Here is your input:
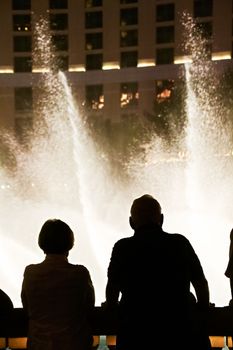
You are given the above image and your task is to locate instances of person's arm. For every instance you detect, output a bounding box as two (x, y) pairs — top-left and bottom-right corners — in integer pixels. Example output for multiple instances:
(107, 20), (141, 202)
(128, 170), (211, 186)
(192, 277), (210, 310)
(229, 278), (233, 304)
(80, 266), (95, 309)
(183, 237), (210, 309)
(104, 242), (122, 308)
(86, 273), (95, 308)
(105, 279), (120, 306)
(21, 270), (29, 315)
(224, 230), (233, 304)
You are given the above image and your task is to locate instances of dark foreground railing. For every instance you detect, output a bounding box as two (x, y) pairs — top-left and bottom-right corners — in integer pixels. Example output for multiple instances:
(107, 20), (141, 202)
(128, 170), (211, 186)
(0, 306), (233, 349)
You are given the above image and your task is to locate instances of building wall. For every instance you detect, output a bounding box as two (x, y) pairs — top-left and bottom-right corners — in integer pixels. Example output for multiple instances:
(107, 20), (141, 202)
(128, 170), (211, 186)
(0, 0), (232, 138)
(213, 0), (232, 54)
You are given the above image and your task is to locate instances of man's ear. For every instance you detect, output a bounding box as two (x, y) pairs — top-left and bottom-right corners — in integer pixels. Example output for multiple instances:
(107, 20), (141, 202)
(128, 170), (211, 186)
(129, 216), (135, 229)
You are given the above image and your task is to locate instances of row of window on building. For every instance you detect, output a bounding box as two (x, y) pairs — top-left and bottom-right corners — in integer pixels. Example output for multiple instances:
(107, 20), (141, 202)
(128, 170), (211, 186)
(15, 80), (174, 115)
(14, 79), (174, 140)
(12, 0), (138, 10)
(11, 0), (221, 72)
(12, 0), (214, 16)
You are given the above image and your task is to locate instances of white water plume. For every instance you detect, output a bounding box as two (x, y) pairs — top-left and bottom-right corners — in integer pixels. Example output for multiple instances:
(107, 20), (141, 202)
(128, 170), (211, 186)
(0, 18), (131, 307)
(128, 13), (233, 306)
(0, 15), (233, 308)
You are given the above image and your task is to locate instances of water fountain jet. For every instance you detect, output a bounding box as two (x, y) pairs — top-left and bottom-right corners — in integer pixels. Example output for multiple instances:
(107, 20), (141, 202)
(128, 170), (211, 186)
(0, 15), (233, 307)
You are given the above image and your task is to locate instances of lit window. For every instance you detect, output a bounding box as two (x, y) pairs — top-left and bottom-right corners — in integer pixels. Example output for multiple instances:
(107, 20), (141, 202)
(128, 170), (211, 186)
(85, 32), (102, 50)
(12, 0), (31, 10)
(50, 14), (68, 30)
(86, 85), (104, 110)
(120, 8), (138, 26)
(156, 4), (174, 22)
(13, 15), (31, 32)
(120, 51), (137, 67)
(15, 87), (33, 111)
(120, 82), (138, 108)
(120, 30), (138, 47)
(85, 11), (102, 29)
(156, 48), (174, 65)
(86, 54), (102, 70)
(14, 36), (32, 52)
(85, 0), (102, 8)
(156, 26), (174, 44)
(14, 57), (32, 72)
(156, 80), (174, 103)
(194, 0), (213, 18)
(49, 0), (68, 9)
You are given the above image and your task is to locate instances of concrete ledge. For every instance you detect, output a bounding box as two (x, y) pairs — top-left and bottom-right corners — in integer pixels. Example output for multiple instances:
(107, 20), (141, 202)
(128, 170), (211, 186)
(0, 306), (232, 349)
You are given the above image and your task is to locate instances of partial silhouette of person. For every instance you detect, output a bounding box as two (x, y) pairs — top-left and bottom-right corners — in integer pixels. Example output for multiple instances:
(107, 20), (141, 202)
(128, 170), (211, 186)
(0, 288), (13, 314)
(225, 228), (233, 305)
(224, 229), (233, 348)
(103, 194), (211, 350)
(21, 218), (95, 350)
(0, 288), (14, 335)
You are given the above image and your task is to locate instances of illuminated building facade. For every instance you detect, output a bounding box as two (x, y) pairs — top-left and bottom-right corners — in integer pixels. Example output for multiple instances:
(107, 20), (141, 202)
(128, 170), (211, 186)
(0, 0), (232, 139)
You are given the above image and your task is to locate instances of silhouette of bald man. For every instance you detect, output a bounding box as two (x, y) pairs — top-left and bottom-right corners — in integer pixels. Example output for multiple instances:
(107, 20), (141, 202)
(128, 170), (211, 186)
(104, 194), (211, 350)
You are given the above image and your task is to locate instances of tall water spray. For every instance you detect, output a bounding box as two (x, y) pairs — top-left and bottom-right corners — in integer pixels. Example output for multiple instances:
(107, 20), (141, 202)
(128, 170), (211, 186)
(0, 18), (132, 307)
(0, 15), (233, 307)
(128, 13), (233, 306)
(182, 13), (233, 305)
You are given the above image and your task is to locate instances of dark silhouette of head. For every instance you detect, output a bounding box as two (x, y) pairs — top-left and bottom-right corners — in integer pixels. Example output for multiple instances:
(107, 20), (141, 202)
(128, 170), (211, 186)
(129, 194), (163, 230)
(38, 219), (74, 255)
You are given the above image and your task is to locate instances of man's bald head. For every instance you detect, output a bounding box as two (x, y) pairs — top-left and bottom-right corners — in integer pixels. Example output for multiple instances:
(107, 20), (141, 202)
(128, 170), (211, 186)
(130, 194), (163, 229)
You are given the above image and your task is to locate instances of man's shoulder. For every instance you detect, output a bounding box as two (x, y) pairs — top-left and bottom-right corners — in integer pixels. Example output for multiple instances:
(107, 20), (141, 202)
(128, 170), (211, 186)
(115, 235), (134, 244)
(112, 236), (134, 250)
(71, 264), (91, 275)
(23, 263), (42, 277)
(24, 262), (41, 270)
(163, 231), (192, 248)
(164, 230), (189, 241)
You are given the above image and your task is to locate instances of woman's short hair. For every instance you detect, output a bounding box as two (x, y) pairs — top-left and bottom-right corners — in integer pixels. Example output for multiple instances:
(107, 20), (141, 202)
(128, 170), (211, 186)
(38, 219), (74, 254)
